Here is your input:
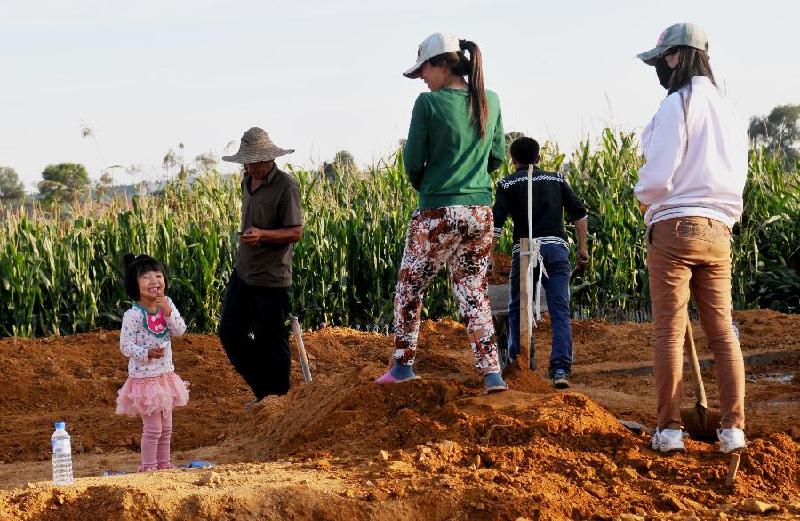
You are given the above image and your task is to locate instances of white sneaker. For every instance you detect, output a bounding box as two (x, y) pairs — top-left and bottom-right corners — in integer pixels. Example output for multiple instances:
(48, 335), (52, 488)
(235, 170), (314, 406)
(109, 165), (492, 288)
(651, 428), (686, 453)
(717, 428), (746, 453)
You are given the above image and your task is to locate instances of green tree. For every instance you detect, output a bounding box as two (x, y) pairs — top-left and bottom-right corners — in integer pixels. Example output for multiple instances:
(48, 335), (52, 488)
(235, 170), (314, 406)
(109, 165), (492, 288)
(322, 150), (357, 180)
(333, 150), (356, 171)
(38, 163), (90, 204)
(749, 104), (800, 164)
(0, 166), (25, 202)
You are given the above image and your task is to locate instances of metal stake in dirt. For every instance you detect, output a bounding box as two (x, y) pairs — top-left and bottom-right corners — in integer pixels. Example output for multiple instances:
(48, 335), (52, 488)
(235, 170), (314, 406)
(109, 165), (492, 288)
(291, 316), (313, 383)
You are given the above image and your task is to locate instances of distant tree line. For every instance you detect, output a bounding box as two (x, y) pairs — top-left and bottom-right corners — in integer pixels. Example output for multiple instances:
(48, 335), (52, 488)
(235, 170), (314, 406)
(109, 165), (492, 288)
(2, 104), (796, 209)
(748, 104), (800, 166)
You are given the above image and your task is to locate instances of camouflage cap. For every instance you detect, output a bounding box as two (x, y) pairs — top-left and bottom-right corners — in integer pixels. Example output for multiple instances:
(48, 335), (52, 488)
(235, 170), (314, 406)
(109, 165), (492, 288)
(637, 23), (709, 65)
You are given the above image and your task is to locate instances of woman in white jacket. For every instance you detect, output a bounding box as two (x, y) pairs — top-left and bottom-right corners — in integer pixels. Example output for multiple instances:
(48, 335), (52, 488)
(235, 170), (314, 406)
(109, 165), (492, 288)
(635, 23), (749, 454)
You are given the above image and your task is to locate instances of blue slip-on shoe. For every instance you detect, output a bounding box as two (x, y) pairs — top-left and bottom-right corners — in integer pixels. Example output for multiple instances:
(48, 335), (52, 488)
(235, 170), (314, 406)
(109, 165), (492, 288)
(375, 363), (420, 384)
(484, 372), (508, 393)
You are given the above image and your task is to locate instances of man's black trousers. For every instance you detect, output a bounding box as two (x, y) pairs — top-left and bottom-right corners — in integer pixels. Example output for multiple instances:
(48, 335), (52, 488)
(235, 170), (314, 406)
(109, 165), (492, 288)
(218, 270), (291, 399)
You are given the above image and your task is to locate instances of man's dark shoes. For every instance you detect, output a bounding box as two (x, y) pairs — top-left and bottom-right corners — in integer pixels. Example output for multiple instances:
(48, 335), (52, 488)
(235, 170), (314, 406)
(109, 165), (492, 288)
(552, 369), (570, 389)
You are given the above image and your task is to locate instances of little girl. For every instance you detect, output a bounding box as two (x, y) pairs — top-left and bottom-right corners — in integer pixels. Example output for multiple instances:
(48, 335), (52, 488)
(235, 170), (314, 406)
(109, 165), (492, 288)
(116, 253), (189, 471)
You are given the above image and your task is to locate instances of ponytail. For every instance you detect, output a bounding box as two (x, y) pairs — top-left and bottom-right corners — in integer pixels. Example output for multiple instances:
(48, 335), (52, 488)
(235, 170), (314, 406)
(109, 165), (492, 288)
(428, 39), (489, 138)
(122, 252), (137, 271)
(459, 39), (488, 138)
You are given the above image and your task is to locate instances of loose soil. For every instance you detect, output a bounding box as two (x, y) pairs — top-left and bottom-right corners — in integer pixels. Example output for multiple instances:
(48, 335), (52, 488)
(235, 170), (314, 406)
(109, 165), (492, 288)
(0, 310), (798, 520)
(489, 252), (513, 285)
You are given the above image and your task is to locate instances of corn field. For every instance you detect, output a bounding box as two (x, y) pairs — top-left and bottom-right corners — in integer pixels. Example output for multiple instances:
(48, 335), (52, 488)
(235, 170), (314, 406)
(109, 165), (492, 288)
(1, 131), (798, 337)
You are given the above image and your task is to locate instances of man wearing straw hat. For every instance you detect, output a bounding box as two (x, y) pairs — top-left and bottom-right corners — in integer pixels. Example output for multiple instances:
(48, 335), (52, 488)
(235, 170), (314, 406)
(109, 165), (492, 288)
(219, 127), (303, 408)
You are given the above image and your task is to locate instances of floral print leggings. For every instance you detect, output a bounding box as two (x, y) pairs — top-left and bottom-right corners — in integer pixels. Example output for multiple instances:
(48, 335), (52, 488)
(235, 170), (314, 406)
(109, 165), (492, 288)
(393, 205), (500, 375)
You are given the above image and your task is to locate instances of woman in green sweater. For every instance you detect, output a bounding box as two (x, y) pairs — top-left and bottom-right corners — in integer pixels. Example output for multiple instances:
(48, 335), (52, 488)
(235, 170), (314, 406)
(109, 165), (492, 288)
(375, 32), (507, 392)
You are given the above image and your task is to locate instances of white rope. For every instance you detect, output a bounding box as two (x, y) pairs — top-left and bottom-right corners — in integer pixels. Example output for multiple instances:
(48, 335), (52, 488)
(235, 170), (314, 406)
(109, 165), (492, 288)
(520, 164), (547, 329)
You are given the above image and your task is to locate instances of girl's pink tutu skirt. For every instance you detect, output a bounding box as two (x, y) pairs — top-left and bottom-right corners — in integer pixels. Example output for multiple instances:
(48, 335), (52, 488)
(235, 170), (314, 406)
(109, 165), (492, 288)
(115, 372), (189, 417)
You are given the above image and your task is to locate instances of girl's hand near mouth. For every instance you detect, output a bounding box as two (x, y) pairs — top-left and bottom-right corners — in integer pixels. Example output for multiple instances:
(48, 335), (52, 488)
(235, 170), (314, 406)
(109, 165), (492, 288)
(154, 291), (172, 316)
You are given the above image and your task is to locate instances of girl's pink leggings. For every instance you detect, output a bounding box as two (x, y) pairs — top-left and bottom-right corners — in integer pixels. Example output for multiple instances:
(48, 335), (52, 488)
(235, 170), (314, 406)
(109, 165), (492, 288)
(139, 409), (173, 471)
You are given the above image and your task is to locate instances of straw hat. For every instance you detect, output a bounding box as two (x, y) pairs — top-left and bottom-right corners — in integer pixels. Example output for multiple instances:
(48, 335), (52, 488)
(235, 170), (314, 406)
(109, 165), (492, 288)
(222, 127), (294, 164)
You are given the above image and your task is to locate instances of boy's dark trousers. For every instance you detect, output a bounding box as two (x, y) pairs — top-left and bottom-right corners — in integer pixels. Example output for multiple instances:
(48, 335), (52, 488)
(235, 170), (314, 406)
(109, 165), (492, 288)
(218, 269), (291, 399)
(508, 243), (573, 377)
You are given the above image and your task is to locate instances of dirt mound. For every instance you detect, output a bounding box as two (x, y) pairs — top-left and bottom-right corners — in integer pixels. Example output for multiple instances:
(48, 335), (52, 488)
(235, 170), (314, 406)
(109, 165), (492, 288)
(0, 464), (373, 521)
(231, 375), (616, 462)
(220, 320), (800, 519)
(0, 333), (252, 463)
(1, 311), (799, 520)
(231, 320), (613, 462)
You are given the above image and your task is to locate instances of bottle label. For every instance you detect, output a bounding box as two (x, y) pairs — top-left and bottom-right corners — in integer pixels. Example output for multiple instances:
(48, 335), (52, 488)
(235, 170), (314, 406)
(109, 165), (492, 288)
(52, 438), (71, 455)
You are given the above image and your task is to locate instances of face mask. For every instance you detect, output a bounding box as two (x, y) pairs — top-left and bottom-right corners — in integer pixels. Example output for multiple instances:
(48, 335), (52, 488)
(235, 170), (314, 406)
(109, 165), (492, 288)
(655, 58), (673, 90)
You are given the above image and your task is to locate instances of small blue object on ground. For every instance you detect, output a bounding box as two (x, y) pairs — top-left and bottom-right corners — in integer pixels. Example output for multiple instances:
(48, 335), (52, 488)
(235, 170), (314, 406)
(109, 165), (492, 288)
(186, 460), (214, 469)
(102, 470), (128, 477)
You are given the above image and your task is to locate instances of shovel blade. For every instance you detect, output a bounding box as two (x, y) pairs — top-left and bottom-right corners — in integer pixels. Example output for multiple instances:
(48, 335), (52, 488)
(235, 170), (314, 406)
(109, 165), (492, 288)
(695, 402), (708, 430)
(680, 404), (721, 442)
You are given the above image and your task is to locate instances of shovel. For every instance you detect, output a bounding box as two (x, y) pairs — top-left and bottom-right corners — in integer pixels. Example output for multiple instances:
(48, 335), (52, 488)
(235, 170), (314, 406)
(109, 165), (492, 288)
(680, 318), (721, 441)
(291, 316), (313, 383)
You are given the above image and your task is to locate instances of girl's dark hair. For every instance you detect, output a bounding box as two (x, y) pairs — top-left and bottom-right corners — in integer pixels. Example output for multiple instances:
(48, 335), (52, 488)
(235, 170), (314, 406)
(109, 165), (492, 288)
(427, 39), (489, 138)
(667, 46), (716, 95)
(509, 137), (540, 165)
(122, 253), (167, 300)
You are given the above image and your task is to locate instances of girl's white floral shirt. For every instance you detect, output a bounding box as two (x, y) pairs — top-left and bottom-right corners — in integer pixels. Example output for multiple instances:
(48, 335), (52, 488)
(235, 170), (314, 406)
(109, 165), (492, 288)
(119, 297), (186, 378)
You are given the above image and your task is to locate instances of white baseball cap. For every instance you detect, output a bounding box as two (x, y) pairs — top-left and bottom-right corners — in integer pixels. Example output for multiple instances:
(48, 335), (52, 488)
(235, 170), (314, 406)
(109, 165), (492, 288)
(403, 32), (461, 78)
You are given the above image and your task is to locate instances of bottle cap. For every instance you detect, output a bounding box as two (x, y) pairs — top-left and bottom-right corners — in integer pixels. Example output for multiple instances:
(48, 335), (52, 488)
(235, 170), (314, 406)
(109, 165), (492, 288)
(54, 421), (66, 430)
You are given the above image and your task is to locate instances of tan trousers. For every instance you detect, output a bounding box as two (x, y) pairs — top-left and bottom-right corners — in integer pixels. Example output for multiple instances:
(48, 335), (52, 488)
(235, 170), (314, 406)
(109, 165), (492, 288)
(647, 216), (745, 430)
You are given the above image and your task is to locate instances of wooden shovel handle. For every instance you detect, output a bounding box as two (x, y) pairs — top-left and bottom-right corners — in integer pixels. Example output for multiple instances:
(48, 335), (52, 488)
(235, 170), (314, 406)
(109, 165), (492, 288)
(685, 317), (708, 409)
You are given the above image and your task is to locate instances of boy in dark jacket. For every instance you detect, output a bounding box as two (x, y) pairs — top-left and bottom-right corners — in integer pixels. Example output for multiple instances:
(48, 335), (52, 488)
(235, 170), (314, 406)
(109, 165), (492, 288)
(492, 137), (589, 388)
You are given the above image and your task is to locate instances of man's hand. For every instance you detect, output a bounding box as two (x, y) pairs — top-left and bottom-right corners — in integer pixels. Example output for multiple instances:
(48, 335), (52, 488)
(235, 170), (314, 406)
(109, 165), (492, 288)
(148, 346), (165, 360)
(240, 227), (266, 245)
(154, 293), (172, 317)
(577, 249), (590, 268)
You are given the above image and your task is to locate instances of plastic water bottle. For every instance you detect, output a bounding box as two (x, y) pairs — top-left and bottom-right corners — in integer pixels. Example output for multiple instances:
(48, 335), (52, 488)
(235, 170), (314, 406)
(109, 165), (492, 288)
(51, 421), (74, 486)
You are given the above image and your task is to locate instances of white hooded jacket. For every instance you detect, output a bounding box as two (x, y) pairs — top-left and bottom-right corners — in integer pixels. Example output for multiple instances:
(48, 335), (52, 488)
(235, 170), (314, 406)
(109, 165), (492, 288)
(635, 76), (749, 228)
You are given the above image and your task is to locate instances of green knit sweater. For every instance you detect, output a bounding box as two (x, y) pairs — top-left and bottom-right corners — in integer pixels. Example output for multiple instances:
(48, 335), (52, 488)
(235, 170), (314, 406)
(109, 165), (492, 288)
(403, 88), (505, 209)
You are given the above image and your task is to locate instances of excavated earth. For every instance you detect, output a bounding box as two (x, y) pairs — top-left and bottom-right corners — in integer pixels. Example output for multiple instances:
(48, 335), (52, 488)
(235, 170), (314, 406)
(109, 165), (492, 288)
(0, 309), (798, 520)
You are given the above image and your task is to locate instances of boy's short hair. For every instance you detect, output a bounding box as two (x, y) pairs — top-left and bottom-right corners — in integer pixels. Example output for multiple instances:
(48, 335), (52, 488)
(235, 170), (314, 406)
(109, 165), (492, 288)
(509, 137), (540, 166)
(122, 253), (167, 300)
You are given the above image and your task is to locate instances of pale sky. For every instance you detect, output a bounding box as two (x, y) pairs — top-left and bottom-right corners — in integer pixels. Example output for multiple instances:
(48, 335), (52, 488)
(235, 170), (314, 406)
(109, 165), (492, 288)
(1, 0), (798, 190)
